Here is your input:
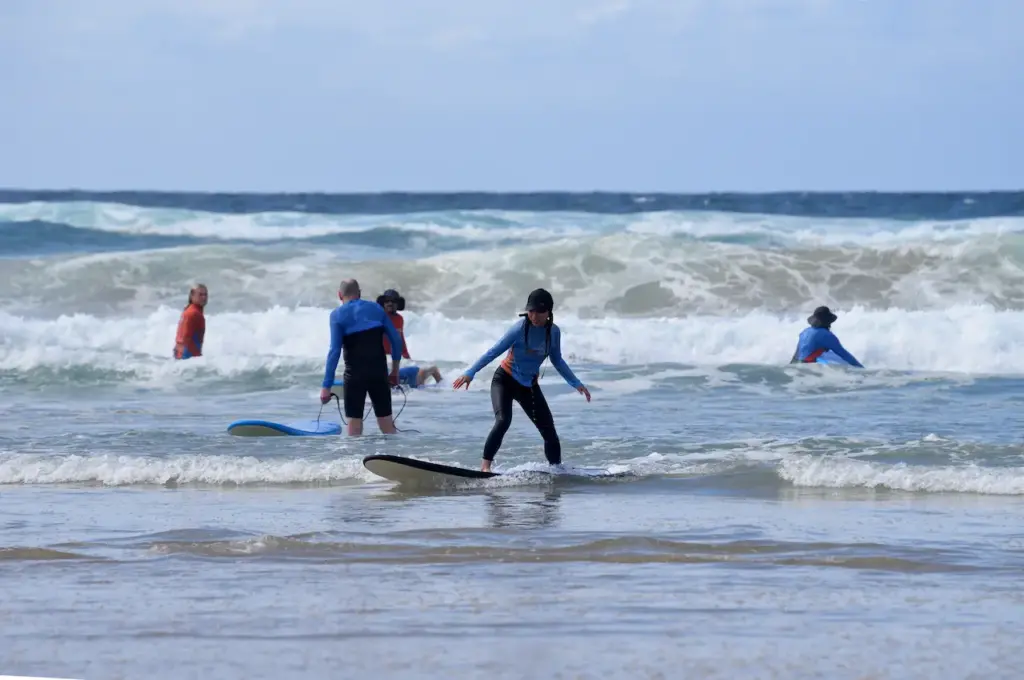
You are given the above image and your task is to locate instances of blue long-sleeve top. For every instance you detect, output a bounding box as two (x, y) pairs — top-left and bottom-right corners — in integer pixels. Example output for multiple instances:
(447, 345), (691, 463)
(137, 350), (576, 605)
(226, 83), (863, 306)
(792, 326), (864, 368)
(464, 319), (584, 389)
(321, 299), (402, 388)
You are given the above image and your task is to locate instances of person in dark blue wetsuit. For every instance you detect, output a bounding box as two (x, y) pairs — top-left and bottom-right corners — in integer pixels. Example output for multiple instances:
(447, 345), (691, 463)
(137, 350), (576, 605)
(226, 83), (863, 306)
(790, 305), (864, 368)
(452, 288), (592, 473)
(319, 278), (403, 435)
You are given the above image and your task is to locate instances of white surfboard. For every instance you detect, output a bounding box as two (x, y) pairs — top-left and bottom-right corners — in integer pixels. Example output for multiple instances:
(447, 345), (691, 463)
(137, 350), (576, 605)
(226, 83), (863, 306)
(363, 455), (496, 487)
(362, 454), (631, 488)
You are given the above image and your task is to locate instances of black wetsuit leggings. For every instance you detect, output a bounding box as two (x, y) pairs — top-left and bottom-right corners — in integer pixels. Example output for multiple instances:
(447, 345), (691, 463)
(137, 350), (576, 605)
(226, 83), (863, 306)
(483, 367), (561, 465)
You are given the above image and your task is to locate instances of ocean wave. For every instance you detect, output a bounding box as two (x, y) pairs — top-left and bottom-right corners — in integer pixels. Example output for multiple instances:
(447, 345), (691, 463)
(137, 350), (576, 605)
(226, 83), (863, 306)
(0, 201), (594, 245)
(0, 220), (197, 257)
(3, 444), (1024, 496)
(0, 452), (373, 487)
(2, 200), (1023, 248)
(1, 305), (1022, 387)
(3, 227), (1024, 316)
(777, 456), (1024, 495)
(3, 189), (1023, 219)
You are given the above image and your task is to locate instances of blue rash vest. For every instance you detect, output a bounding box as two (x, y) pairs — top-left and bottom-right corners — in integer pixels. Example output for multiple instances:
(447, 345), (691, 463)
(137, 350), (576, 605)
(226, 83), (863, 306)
(321, 299), (403, 388)
(464, 319), (584, 389)
(398, 365), (420, 385)
(793, 326), (864, 368)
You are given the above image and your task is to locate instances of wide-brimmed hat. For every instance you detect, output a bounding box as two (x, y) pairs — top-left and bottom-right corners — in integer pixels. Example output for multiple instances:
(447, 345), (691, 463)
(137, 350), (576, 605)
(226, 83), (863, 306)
(808, 305), (838, 326)
(376, 289), (405, 311)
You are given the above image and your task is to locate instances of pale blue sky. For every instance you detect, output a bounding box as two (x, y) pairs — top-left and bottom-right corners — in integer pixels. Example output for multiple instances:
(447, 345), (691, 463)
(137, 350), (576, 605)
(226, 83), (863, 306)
(1, 0), (1021, 192)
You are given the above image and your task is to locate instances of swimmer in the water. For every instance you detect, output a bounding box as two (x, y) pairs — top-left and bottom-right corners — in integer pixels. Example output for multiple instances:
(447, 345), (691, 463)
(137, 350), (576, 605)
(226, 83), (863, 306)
(332, 362), (442, 397)
(173, 283), (207, 360)
(377, 289), (412, 360)
(789, 305), (864, 367)
(375, 288), (441, 387)
(397, 363), (443, 387)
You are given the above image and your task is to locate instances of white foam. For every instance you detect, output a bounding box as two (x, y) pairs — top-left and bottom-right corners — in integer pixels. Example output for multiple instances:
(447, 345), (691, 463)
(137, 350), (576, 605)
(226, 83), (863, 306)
(6, 207), (1024, 318)
(779, 456), (1024, 495)
(3, 445), (1021, 495)
(621, 210), (1024, 247)
(0, 452), (373, 486)
(2, 304), (1024, 382)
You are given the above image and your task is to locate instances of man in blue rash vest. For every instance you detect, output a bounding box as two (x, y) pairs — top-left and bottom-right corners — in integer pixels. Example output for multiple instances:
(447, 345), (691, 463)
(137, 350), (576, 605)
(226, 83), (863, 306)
(789, 305), (864, 368)
(452, 288), (592, 473)
(319, 278), (403, 435)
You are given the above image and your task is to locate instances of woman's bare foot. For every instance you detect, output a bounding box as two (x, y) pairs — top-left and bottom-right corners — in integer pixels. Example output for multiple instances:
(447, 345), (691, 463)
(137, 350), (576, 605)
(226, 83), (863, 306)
(480, 459), (492, 473)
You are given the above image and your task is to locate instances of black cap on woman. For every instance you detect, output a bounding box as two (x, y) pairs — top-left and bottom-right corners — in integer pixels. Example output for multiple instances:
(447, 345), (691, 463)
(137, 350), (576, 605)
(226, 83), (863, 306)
(520, 288), (554, 329)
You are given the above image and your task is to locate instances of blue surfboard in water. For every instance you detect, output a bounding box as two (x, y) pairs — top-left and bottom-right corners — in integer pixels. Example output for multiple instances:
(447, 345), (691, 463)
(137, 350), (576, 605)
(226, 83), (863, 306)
(227, 419), (342, 437)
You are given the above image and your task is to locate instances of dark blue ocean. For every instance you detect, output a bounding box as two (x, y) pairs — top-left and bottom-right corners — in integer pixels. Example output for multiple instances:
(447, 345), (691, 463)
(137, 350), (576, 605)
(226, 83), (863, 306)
(2, 189), (1023, 680)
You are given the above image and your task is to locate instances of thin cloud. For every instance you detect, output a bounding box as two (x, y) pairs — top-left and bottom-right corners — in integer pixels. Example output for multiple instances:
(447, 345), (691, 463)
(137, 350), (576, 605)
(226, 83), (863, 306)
(0, 0), (1019, 191)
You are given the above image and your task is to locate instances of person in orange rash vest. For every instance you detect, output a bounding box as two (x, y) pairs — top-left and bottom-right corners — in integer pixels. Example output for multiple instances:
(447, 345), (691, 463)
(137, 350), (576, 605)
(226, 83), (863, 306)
(173, 283), (208, 360)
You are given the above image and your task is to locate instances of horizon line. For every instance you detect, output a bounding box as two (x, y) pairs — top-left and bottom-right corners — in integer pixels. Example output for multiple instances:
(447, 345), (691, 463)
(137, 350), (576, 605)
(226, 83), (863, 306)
(1, 187), (1022, 196)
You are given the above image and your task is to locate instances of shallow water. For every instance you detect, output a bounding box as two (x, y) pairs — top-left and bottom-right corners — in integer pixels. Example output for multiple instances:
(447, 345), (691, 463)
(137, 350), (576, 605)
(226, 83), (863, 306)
(4, 374), (1024, 679)
(4, 191), (1024, 678)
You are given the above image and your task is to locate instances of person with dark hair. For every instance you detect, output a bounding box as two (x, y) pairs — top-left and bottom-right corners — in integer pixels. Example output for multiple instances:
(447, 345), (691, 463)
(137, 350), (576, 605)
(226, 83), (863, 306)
(173, 283), (207, 360)
(375, 287), (434, 387)
(789, 305), (864, 367)
(376, 288), (412, 360)
(320, 278), (402, 435)
(453, 288), (591, 472)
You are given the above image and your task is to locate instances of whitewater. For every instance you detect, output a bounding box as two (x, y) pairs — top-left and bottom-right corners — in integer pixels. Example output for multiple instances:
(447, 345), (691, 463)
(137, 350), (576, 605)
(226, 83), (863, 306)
(2, 190), (1024, 680)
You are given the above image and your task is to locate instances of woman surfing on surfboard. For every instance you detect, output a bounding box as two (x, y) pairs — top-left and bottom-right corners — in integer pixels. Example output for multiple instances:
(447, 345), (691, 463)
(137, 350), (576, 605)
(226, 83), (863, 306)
(452, 288), (591, 473)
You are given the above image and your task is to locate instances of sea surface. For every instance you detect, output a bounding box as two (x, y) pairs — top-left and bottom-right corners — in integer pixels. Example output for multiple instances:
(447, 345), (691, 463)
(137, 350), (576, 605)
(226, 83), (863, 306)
(2, 189), (1024, 679)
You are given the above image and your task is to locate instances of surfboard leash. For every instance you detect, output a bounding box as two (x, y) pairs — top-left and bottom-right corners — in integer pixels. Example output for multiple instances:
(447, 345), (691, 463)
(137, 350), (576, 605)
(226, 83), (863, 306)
(315, 385), (420, 433)
(316, 394), (357, 429)
(390, 384), (421, 433)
